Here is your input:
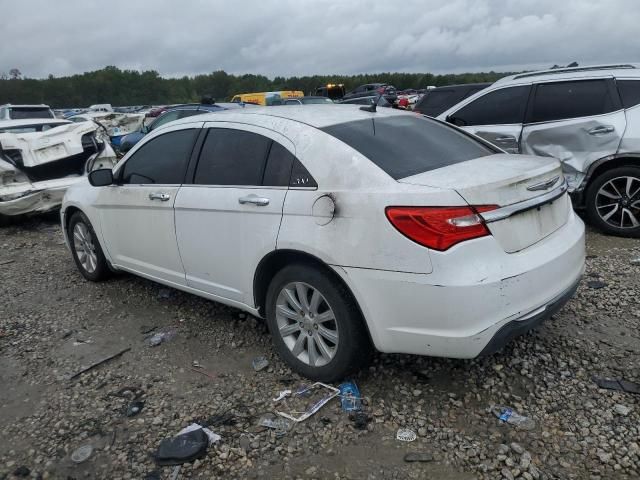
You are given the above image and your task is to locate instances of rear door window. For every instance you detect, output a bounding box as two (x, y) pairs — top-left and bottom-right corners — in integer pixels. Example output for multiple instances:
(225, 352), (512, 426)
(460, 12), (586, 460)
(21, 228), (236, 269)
(618, 80), (640, 109)
(450, 86), (530, 126)
(194, 128), (271, 185)
(121, 129), (197, 184)
(529, 80), (617, 123)
(322, 115), (495, 180)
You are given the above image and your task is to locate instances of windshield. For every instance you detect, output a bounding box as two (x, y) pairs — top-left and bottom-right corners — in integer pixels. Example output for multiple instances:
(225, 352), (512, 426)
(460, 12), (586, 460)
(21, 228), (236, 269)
(321, 115), (495, 180)
(9, 107), (54, 119)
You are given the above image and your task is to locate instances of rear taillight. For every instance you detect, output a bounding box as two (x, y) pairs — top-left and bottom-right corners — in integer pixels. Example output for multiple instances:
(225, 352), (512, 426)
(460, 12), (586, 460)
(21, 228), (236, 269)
(385, 205), (497, 251)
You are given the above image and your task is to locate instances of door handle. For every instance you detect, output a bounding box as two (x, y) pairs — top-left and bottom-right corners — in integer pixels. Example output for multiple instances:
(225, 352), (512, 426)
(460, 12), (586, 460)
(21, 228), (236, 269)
(495, 135), (516, 142)
(238, 194), (270, 206)
(148, 192), (171, 201)
(588, 125), (615, 135)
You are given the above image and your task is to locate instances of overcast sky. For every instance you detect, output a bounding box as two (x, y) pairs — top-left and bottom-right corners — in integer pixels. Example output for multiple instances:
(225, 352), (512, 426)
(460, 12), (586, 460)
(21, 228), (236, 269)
(2, 0), (639, 79)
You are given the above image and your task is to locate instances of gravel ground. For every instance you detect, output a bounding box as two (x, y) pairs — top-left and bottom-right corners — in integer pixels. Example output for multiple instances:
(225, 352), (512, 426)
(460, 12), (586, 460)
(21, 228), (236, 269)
(0, 214), (639, 480)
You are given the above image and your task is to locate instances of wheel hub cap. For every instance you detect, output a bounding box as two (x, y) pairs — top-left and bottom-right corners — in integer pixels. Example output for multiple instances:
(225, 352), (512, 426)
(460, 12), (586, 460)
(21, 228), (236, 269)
(595, 175), (640, 229)
(275, 282), (339, 368)
(73, 222), (98, 273)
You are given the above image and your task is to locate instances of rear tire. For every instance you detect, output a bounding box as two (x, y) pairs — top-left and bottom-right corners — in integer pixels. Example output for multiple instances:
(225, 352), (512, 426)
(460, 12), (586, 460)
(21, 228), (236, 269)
(68, 211), (111, 281)
(265, 263), (371, 382)
(585, 166), (640, 237)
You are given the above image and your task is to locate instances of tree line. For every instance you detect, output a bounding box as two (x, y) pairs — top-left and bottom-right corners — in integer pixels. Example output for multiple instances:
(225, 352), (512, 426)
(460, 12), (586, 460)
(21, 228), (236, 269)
(0, 66), (515, 108)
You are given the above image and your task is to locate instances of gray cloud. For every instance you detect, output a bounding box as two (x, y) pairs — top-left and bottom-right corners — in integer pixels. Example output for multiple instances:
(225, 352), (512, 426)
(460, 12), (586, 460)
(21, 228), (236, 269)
(2, 0), (639, 78)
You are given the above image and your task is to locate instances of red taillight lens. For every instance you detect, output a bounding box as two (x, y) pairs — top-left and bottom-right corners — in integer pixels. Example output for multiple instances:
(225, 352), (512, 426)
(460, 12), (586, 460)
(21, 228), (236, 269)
(385, 205), (497, 251)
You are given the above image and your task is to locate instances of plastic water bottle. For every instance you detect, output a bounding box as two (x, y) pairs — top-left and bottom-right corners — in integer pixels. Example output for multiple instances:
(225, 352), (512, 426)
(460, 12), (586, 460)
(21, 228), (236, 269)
(490, 405), (536, 430)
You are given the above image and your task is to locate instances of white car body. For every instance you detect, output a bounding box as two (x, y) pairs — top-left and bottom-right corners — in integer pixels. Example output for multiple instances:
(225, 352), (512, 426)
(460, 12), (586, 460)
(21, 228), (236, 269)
(61, 106), (584, 365)
(68, 111), (145, 138)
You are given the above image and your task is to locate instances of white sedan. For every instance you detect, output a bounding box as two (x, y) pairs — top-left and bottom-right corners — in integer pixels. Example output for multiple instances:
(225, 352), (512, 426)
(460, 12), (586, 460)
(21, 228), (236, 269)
(61, 106), (585, 381)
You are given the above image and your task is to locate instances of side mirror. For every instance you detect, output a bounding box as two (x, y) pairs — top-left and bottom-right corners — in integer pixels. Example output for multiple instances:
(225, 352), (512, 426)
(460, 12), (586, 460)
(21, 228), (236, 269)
(88, 168), (114, 187)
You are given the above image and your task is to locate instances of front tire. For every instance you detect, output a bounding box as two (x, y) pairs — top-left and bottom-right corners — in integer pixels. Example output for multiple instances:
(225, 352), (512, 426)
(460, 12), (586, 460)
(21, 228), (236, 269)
(68, 211), (111, 281)
(586, 166), (640, 237)
(265, 263), (371, 382)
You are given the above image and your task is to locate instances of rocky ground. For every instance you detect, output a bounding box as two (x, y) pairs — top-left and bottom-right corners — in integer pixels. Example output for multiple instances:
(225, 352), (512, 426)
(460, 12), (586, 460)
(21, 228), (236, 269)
(0, 214), (639, 480)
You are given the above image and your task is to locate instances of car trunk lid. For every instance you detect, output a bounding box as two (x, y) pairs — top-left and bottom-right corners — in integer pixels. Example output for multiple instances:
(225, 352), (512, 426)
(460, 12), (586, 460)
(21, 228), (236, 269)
(398, 154), (570, 252)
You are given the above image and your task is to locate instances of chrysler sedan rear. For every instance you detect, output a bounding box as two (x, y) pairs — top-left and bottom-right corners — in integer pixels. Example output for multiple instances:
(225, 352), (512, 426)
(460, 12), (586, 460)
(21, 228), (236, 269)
(61, 106), (585, 381)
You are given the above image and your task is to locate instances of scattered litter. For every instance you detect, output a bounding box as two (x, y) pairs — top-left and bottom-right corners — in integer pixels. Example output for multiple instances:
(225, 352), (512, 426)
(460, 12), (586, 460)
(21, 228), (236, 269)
(396, 428), (417, 442)
(404, 452), (434, 463)
(177, 423), (221, 445)
(614, 404), (632, 416)
(73, 338), (93, 346)
(587, 280), (607, 289)
(154, 428), (209, 466)
(489, 405), (536, 430)
(12, 466), (30, 477)
(61, 330), (73, 339)
(258, 414), (291, 437)
(126, 401), (145, 417)
(0, 259), (15, 266)
(190, 362), (217, 380)
(630, 257), (640, 266)
(275, 382), (340, 422)
(147, 328), (177, 347)
(339, 381), (362, 412)
(69, 347), (131, 380)
(349, 411), (371, 430)
(593, 376), (640, 395)
(170, 465), (181, 480)
(273, 389), (292, 402)
(71, 444), (93, 463)
(252, 356), (269, 371)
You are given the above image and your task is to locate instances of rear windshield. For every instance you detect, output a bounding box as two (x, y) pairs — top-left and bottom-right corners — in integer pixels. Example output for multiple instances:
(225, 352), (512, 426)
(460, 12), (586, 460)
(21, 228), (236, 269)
(9, 107), (54, 119)
(321, 115), (495, 180)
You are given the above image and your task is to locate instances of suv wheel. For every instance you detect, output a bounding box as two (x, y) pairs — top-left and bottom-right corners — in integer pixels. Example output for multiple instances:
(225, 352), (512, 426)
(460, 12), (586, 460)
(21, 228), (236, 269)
(68, 211), (111, 281)
(265, 264), (371, 382)
(586, 166), (640, 237)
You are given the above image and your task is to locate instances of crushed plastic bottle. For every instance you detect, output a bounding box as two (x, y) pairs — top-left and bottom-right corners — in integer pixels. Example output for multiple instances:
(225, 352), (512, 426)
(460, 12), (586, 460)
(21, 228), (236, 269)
(489, 405), (536, 431)
(147, 328), (177, 347)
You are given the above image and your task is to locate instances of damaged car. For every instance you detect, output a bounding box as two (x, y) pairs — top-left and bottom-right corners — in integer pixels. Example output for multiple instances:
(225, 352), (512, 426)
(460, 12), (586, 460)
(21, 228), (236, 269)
(438, 64), (640, 237)
(61, 106), (584, 381)
(68, 111), (146, 148)
(0, 119), (116, 223)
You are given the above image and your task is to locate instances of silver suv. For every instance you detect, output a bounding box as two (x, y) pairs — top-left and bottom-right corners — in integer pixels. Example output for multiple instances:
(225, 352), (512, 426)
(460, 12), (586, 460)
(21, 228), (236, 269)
(438, 64), (640, 237)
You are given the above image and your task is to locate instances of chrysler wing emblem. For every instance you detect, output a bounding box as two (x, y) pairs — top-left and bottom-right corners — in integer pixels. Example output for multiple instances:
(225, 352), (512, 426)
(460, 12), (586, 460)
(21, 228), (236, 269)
(527, 176), (560, 191)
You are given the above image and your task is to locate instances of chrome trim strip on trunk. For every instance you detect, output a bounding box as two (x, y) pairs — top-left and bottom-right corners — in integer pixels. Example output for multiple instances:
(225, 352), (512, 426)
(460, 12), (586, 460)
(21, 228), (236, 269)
(480, 179), (569, 224)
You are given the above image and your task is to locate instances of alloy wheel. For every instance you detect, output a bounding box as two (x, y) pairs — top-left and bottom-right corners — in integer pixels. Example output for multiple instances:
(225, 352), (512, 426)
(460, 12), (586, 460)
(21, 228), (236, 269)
(275, 282), (339, 367)
(73, 222), (98, 273)
(595, 175), (640, 229)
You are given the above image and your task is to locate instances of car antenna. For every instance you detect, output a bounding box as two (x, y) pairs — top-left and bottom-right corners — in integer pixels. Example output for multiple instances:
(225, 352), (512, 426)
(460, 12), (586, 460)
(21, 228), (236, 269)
(360, 92), (383, 113)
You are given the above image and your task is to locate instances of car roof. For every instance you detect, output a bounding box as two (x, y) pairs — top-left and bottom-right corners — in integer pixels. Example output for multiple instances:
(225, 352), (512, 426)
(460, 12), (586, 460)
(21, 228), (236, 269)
(493, 63), (640, 85)
(0, 104), (51, 109)
(0, 118), (70, 128)
(168, 104), (409, 129)
(429, 82), (492, 91)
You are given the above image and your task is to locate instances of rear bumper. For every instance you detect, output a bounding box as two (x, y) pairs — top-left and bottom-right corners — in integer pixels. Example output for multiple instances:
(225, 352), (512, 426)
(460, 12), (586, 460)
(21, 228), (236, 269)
(478, 277), (580, 356)
(0, 177), (86, 216)
(333, 210), (585, 358)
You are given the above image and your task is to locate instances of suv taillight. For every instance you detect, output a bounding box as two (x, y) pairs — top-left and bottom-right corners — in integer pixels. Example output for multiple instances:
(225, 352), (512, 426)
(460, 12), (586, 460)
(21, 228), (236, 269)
(385, 205), (497, 251)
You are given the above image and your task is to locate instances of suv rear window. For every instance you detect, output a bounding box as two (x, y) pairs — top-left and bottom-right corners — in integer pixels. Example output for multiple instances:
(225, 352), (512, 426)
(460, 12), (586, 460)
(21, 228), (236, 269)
(530, 80), (616, 123)
(9, 107), (54, 120)
(321, 116), (495, 180)
(618, 80), (640, 109)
